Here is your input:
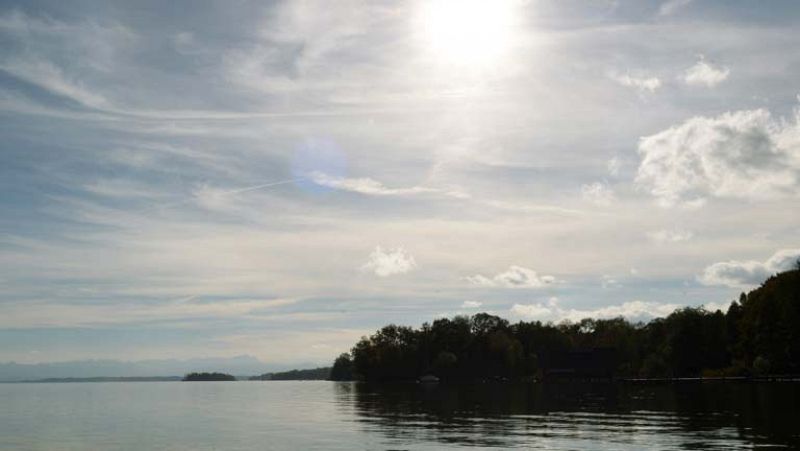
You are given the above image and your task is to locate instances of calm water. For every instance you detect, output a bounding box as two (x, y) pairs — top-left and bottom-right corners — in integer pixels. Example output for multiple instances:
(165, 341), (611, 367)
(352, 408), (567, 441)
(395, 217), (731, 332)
(1, 381), (798, 450)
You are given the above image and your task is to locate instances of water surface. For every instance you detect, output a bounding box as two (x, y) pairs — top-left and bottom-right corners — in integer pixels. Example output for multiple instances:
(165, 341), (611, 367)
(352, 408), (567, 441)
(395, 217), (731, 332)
(1, 381), (797, 450)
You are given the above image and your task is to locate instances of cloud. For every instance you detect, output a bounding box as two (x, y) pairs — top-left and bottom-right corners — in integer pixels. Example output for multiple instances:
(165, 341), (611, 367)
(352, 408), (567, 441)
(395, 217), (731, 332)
(511, 298), (683, 323)
(461, 300), (483, 309)
(683, 58), (730, 87)
(611, 73), (661, 93)
(308, 172), (468, 199)
(361, 246), (417, 277)
(647, 229), (694, 244)
(581, 182), (615, 206)
(636, 107), (800, 206)
(309, 172), (435, 196)
(607, 157), (622, 177)
(699, 248), (800, 287)
(601, 275), (622, 289)
(467, 266), (555, 288)
(658, 0), (693, 16)
(510, 303), (552, 318)
(0, 297), (299, 329)
(0, 57), (109, 109)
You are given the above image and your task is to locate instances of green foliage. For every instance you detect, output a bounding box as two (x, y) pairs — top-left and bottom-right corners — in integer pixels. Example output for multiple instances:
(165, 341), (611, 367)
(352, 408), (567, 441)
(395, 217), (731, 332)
(339, 268), (800, 382)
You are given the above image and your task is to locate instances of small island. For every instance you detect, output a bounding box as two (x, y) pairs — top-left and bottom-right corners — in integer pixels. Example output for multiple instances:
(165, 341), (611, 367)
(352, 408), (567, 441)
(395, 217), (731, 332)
(182, 372), (236, 381)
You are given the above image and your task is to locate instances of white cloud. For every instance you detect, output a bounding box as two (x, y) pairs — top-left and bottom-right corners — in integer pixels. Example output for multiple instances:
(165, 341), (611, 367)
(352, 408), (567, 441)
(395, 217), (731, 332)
(647, 229), (694, 244)
(612, 73), (662, 93)
(636, 107), (800, 206)
(699, 248), (800, 287)
(581, 182), (615, 206)
(607, 157), (622, 177)
(511, 298), (682, 323)
(461, 300), (483, 309)
(683, 59), (730, 87)
(361, 246), (417, 277)
(510, 303), (552, 318)
(467, 265), (555, 288)
(309, 172), (469, 199)
(309, 172), (435, 196)
(659, 0), (693, 16)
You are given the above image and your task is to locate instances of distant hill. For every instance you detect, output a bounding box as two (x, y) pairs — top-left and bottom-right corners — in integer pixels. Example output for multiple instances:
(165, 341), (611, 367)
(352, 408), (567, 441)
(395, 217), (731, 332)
(250, 367), (331, 381)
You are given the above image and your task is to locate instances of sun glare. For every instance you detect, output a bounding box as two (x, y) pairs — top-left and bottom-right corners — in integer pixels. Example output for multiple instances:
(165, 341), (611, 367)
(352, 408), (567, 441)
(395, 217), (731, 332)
(420, 0), (517, 67)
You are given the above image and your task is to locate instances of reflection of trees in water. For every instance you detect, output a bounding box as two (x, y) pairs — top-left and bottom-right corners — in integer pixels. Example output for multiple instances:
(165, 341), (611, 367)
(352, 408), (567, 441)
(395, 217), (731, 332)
(333, 382), (800, 449)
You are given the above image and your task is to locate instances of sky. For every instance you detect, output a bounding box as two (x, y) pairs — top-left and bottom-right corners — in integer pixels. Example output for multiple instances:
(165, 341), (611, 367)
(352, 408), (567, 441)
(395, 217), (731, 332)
(0, 0), (799, 367)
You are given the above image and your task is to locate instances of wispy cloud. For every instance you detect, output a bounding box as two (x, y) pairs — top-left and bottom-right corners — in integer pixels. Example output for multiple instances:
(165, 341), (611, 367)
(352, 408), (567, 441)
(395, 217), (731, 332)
(647, 229), (694, 244)
(611, 73), (662, 93)
(0, 297), (299, 329)
(0, 57), (110, 109)
(581, 182), (615, 206)
(309, 172), (435, 196)
(658, 0), (693, 16)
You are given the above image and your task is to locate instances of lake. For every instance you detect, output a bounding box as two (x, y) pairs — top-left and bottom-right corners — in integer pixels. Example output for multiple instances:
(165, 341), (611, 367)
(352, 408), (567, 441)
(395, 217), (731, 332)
(1, 381), (798, 450)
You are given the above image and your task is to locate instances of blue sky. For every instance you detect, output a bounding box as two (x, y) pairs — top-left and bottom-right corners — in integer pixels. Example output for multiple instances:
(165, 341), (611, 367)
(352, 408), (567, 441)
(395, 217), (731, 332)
(1, 0), (799, 366)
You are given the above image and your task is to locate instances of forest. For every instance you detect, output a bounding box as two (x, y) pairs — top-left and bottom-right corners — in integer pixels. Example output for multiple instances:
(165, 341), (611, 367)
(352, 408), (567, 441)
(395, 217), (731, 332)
(329, 266), (800, 382)
(250, 367), (331, 381)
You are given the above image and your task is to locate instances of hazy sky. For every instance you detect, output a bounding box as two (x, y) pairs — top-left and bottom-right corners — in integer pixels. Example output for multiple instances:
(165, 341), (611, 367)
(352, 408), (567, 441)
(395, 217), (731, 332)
(1, 0), (799, 366)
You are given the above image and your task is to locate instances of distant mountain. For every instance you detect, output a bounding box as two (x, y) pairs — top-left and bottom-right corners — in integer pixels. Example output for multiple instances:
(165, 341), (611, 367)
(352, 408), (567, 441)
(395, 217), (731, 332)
(0, 355), (296, 382)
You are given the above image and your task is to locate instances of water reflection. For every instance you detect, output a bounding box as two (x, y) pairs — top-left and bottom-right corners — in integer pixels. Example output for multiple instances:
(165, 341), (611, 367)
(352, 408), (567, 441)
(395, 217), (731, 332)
(335, 382), (800, 449)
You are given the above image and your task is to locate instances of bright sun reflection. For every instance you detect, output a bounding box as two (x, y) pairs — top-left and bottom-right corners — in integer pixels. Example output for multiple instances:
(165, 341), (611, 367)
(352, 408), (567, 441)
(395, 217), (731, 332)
(420, 0), (517, 67)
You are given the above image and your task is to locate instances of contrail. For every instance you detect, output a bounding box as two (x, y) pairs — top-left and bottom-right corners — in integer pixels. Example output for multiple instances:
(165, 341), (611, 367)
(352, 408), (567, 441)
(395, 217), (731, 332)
(143, 178), (301, 213)
(221, 179), (298, 196)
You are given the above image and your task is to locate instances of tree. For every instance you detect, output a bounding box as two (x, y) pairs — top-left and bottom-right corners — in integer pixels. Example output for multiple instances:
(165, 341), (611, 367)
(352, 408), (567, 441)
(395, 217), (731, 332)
(330, 353), (354, 381)
(336, 268), (800, 381)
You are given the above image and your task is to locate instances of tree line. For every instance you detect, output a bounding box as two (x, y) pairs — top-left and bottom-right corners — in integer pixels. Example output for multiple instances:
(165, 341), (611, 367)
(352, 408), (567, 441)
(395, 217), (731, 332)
(329, 267), (800, 382)
(250, 367), (331, 381)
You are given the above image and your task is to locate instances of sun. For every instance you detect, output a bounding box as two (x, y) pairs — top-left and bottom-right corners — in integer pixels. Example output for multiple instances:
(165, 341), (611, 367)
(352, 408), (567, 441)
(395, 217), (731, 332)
(419, 0), (517, 67)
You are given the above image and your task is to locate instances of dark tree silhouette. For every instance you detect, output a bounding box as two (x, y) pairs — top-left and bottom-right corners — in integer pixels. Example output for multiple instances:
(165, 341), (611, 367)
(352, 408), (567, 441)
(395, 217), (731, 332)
(336, 267), (800, 382)
(182, 372), (236, 381)
(330, 353), (354, 381)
